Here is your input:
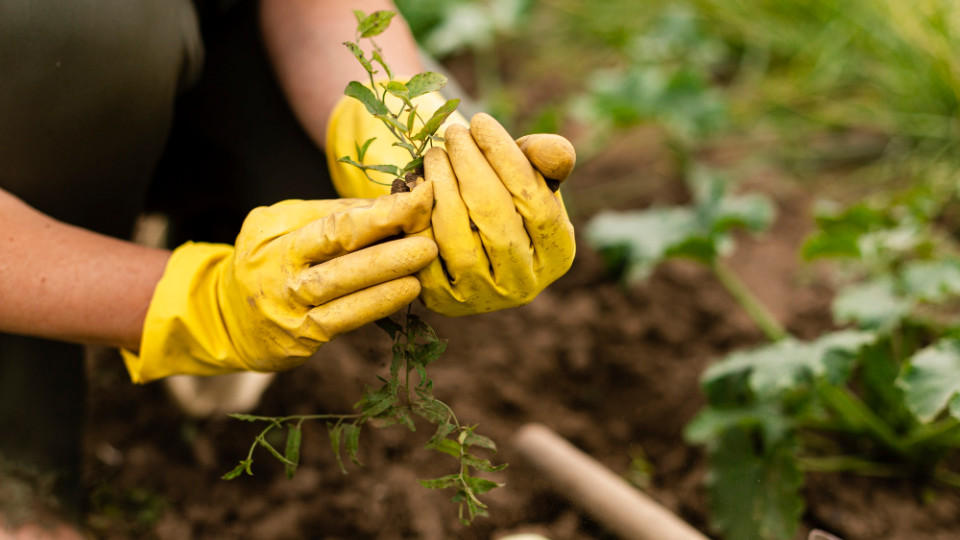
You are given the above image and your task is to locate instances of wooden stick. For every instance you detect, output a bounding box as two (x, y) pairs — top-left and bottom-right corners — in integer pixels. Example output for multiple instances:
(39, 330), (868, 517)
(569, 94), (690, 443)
(512, 423), (708, 540)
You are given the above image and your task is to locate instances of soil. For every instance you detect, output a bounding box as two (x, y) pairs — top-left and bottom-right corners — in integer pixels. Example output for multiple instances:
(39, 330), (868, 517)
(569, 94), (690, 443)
(80, 130), (960, 539)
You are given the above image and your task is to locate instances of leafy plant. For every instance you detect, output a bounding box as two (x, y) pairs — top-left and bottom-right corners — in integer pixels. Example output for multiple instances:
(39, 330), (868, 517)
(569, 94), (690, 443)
(224, 310), (503, 524)
(586, 176), (960, 539)
(224, 10), (503, 525)
(336, 9), (461, 192)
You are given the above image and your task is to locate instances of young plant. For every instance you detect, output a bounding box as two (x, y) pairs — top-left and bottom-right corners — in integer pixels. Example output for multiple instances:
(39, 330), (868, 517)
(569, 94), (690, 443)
(335, 9), (460, 193)
(586, 176), (960, 540)
(223, 10), (502, 526)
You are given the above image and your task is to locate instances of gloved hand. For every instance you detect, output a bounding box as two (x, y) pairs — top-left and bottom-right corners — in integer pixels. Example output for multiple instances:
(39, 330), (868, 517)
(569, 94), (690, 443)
(415, 113), (576, 316)
(122, 184), (437, 383)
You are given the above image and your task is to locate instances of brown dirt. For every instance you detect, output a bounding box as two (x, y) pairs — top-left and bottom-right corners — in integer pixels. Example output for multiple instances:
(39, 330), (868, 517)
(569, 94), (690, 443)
(81, 130), (960, 539)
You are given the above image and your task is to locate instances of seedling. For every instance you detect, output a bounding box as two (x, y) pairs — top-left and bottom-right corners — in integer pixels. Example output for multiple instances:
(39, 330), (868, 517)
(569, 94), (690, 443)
(223, 10), (501, 526)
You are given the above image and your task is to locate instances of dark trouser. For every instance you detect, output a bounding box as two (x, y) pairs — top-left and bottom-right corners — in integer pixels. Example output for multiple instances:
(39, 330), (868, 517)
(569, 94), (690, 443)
(0, 0), (334, 525)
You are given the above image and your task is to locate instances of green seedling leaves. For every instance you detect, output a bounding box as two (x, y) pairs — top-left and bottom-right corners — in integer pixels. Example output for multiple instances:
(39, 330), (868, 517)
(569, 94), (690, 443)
(706, 427), (804, 540)
(412, 98), (461, 141)
(344, 81), (388, 116)
(832, 277), (911, 330)
(901, 259), (960, 303)
(801, 202), (892, 261)
(372, 49), (393, 80)
(702, 330), (876, 402)
(343, 41), (375, 74)
(897, 339), (960, 423)
(356, 10), (395, 38)
(585, 172), (774, 282)
(284, 425), (302, 479)
(406, 72), (448, 98)
(336, 157), (402, 178)
(343, 423), (363, 466)
(222, 459), (253, 480)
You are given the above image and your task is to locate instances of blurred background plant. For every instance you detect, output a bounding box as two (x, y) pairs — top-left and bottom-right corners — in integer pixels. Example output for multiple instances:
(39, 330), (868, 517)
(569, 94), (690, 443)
(398, 0), (960, 208)
(395, 1), (960, 538)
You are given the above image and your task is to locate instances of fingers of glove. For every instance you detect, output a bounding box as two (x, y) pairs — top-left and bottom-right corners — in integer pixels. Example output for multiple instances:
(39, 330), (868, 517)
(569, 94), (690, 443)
(305, 276), (421, 340)
(469, 114), (566, 225)
(290, 236), (437, 306)
(424, 147), (489, 281)
(286, 181), (434, 263)
(237, 198), (372, 250)
(515, 133), (577, 183)
(443, 123), (528, 255)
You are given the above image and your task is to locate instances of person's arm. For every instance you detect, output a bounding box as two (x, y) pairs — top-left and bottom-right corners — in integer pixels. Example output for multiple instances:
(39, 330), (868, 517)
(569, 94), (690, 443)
(0, 188), (170, 350)
(260, 0), (425, 148)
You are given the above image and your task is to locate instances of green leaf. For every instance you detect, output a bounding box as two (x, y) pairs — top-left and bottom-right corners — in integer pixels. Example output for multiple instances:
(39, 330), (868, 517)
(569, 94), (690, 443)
(901, 259), (960, 303)
(342, 42), (375, 74)
(284, 425), (302, 479)
(832, 277), (911, 330)
(706, 427), (804, 540)
(393, 140), (417, 154)
(336, 157), (402, 178)
(344, 81), (388, 116)
(801, 202), (891, 261)
(419, 474), (461, 490)
(381, 80), (409, 101)
(355, 137), (376, 162)
(462, 453), (508, 473)
(402, 157), (424, 174)
(464, 476), (503, 495)
(374, 316), (403, 339)
(222, 459), (253, 480)
(430, 438), (463, 458)
(342, 423), (363, 466)
(412, 99), (460, 141)
(352, 10), (366, 25)
(426, 421), (458, 449)
(406, 105), (417, 133)
(685, 401), (792, 449)
(585, 207), (703, 281)
(463, 431), (498, 452)
(703, 330), (876, 400)
(897, 338), (960, 423)
(328, 422), (348, 474)
(358, 10), (395, 38)
(406, 72), (448, 98)
(357, 386), (398, 418)
(371, 49), (394, 81)
(413, 398), (449, 424)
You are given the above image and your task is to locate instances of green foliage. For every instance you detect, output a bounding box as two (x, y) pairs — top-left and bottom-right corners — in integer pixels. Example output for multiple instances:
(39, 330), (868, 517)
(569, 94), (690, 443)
(898, 339), (960, 423)
(337, 9), (460, 187)
(571, 5), (729, 145)
(396, 0), (532, 57)
(680, 185), (960, 538)
(224, 312), (503, 525)
(585, 169), (774, 282)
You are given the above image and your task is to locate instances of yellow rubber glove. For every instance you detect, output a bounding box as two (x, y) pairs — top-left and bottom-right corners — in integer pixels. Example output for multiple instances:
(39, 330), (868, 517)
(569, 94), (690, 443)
(416, 113), (576, 316)
(122, 184), (436, 383)
(325, 88), (467, 199)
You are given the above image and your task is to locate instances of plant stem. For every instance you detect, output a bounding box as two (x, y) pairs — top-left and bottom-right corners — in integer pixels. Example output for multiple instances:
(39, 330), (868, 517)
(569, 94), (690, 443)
(710, 258), (788, 342)
(817, 384), (908, 455)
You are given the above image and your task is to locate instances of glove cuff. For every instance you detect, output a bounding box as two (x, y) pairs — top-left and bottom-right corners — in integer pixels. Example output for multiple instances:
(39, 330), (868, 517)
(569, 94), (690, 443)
(123, 242), (245, 383)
